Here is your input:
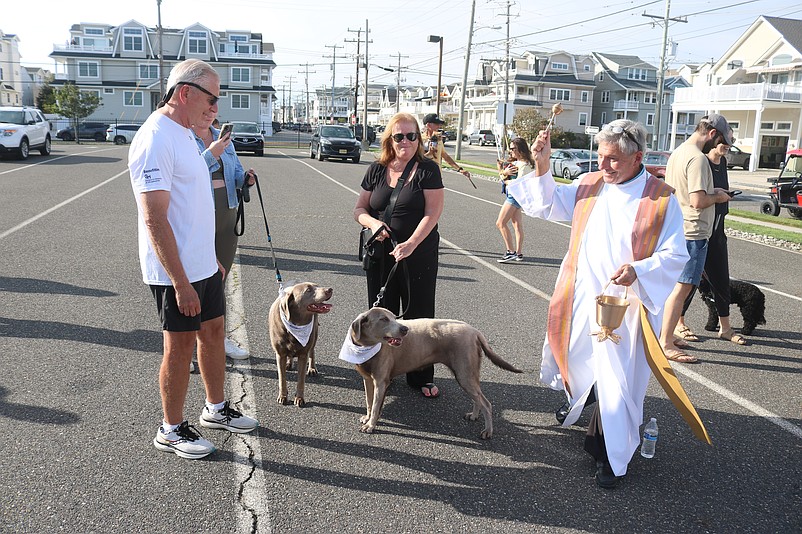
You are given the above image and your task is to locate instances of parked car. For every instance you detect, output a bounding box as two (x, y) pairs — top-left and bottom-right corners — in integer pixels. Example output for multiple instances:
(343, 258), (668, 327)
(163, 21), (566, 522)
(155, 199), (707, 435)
(351, 124), (376, 144)
(230, 121), (264, 156)
(550, 148), (599, 179)
(56, 121), (109, 142)
(726, 146), (751, 169)
(309, 125), (361, 163)
(440, 129), (457, 142)
(106, 124), (141, 144)
(271, 121), (281, 133)
(468, 130), (496, 146)
(643, 150), (670, 179)
(0, 106), (51, 160)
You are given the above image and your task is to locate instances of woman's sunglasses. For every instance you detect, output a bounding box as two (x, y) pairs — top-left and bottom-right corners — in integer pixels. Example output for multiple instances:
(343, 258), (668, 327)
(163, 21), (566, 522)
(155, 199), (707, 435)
(391, 132), (418, 143)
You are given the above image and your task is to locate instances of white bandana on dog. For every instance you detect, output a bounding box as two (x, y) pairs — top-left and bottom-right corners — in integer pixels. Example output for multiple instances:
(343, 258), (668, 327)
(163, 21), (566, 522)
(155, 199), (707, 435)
(338, 331), (381, 364)
(279, 309), (314, 347)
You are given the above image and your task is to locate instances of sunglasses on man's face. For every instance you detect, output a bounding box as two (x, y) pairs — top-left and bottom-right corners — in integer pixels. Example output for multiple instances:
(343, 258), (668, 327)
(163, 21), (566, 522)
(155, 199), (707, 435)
(604, 124), (642, 152)
(391, 132), (418, 143)
(181, 82), (219, 105)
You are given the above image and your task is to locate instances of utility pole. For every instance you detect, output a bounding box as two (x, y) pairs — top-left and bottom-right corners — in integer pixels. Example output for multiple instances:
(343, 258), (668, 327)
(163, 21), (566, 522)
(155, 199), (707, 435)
(455, 0), (476, 160)
(643, 0), (687, 150)
(363, 19), (370, 138)
(345, 28), (363, 125)
(157, 0), (164, 99)
(298, 63), (316, 125)
(395, 52), (409, 114)
(324, 44), (346, 123)
(502, 0), (511, 152)
(285, 75), (296, 123)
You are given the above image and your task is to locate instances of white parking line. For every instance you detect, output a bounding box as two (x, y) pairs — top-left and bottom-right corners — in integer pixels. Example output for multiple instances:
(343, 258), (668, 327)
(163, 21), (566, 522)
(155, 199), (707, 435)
(282, 153), (802, 441)
(0, 147), (122, 175)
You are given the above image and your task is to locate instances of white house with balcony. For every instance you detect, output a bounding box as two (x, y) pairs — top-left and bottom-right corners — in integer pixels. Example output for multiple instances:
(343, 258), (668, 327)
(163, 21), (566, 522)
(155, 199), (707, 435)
(0, 29), (22, 106)
(672, 15), (802, 170)
(50, 21), (276, 131)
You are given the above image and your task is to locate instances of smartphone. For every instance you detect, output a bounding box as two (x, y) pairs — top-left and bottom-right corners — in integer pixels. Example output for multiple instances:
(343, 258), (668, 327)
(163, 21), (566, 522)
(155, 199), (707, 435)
(219, 123), (233, 139)
(727, 189), (742, 197)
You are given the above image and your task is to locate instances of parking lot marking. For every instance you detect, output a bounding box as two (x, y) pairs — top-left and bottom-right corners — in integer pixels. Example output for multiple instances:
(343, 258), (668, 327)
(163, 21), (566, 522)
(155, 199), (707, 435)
(0, 147), (120, 176)
(0, 168), (128, 241)
(284, 152), (802, 442)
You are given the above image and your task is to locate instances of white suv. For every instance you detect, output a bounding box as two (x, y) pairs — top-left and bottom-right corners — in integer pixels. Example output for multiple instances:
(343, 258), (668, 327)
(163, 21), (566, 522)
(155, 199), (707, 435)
(0, 106), (52, 160)
(106, 124), (141, 144)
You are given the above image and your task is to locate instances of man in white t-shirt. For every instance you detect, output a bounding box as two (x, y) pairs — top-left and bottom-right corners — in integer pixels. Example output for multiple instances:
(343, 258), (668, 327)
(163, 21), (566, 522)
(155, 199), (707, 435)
(129, 59), (257, 460)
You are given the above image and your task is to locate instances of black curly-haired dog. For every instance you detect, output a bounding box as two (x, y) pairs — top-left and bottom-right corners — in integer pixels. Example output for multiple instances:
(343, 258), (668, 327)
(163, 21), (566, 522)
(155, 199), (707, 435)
(699, 278), (766, 335)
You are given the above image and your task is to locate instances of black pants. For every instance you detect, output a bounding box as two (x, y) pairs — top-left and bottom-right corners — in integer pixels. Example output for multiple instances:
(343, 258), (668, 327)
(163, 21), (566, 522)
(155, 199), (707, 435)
(682, 215), (731, 318)
(366, 239), (439, 387)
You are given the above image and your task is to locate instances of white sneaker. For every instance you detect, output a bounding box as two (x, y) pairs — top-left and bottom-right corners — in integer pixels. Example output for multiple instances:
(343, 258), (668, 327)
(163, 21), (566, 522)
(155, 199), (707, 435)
(153, 421), (215, 459)
(224, 338), (249, 360)
(199, 401), (258, 434)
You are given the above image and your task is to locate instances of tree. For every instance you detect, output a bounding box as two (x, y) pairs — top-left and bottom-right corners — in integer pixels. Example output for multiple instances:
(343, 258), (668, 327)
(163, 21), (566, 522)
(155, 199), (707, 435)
(510, 107), (590, 148)
(35, 76), (57, 113)
(52, 83), (102, 143)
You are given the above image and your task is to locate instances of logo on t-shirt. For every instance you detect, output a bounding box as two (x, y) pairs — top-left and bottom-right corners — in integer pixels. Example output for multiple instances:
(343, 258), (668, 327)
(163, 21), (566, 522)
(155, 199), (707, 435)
(143, 167), (161, 184)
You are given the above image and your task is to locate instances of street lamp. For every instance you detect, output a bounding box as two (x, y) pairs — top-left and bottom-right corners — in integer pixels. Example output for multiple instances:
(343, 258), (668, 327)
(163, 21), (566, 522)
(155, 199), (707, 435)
(428, 35), (443, 118)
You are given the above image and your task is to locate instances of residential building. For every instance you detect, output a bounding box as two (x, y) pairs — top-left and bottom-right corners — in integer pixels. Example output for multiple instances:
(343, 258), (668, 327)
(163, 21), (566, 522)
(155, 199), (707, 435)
(22, 67), (51, 107)
(591, 53), (667, 148)
(0, 29), (22, 106)
(672, 15), (802, 170)
(49, 21), (276, 132)
(312, 86), (352, 124)
(464, 51), (595, 137)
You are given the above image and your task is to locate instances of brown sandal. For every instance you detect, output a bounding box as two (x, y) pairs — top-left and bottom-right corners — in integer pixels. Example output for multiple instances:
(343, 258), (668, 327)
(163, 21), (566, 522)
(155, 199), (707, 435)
(674, 325), (699, 342)
(719, 329), (747, 345)
(664, 348), (700, 364)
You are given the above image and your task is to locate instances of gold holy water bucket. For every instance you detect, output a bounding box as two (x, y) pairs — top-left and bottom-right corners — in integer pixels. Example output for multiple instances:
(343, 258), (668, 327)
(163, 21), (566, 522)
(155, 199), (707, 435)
(591, 281), (629, 343)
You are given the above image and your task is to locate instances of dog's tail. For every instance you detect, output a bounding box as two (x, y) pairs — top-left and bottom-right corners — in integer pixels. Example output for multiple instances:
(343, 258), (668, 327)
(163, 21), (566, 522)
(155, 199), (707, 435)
(478, 333), (523, 373)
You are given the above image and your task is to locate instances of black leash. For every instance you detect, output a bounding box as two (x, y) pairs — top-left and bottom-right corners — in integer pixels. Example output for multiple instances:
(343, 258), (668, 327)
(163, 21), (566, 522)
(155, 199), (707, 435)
(245, 174), (283, 290)
(364, 226), (411, 318)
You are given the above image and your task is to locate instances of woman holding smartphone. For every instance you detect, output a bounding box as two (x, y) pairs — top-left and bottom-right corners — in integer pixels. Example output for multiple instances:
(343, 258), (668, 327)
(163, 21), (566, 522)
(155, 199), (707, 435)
(192, 119), (256, 359)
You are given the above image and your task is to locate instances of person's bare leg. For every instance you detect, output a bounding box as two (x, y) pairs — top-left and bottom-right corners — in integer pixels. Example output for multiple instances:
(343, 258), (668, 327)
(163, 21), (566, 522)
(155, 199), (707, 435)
(196, 315), (226, 405)
(160, 330), (197, 425)
(660, 282), (694, 351)
(510, 208), (524, 254)
(496, 203), (515, 252)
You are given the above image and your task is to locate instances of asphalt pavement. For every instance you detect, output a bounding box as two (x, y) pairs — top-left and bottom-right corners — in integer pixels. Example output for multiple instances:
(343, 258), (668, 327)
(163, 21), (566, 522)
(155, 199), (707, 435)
(1, 143), (800, 533)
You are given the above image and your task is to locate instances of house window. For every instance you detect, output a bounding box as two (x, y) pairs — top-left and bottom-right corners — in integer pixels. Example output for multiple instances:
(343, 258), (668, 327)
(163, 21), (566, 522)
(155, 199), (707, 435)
(646, 113), (654, 126)
(84, 27), (104, 36)
(727, 60), (743, 70)
(549, 88), (570, 101)
(231, 67), (251, 83)
(188, 31), (208, 54)
(123, 28), (143, 52)
(662, 93), (669, 105)
(231, 94), (250, 109)
(760, 121), (774, 130)
(599, 72), (604, 81)
(528, 87), (534, 95)
(581, 91), (589, 103)
(688, 113), (695, 124)
(139, 64), (159, 79)
(601, 91), (609, 103)
(0, 67), (3, 79)
(220, 43), (226, 53)
(551, 62), (569, 71)
(776, 122), (791, 131)
(729, 121), (739, 130)
(124, 91), (143, 106)
(104, 88), (114, 94)
(628, 68), (647, 80)
(78, 61), (99, 77)
(583, 64), (590, 72)
(770, 73), (788, 84)
(601, 112), (607, 124)
(644, 93), (656, 104)
(578, 113), (588, 126)
(628, 92), (639, 101)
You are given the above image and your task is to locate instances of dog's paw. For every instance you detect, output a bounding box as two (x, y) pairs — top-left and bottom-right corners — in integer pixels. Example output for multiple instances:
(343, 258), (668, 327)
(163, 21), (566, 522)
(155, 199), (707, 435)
(464, 411), (479, 421)
(306, 366), (318, 377)
(360, 423), (375, 434)
(479, 429), (493, 440)
(277, 394), (288, 405)
(294, 396), (305, 407)
(285, 360), (294, 371)
(359, 415), (370, 424)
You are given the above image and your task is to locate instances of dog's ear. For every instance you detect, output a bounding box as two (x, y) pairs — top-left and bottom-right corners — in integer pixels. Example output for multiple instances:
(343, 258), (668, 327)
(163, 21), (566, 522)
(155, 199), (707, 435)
(350, 314), (363, 341)
(280, 290), (293, 319)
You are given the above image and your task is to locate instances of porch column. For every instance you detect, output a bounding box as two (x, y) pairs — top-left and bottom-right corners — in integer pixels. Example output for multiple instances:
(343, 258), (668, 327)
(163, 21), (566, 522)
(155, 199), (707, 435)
(750, 107), (763, 172)
(670, 109), (679, 151)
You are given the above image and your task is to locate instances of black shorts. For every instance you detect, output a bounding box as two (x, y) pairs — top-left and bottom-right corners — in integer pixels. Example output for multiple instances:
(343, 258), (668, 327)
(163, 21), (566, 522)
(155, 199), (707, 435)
(149, 271), (225, 332)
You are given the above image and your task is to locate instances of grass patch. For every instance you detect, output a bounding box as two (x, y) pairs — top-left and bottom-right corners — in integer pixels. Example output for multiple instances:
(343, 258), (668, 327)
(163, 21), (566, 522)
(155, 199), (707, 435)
(725, 219), (802, 245)
(729, 208), (802, 229)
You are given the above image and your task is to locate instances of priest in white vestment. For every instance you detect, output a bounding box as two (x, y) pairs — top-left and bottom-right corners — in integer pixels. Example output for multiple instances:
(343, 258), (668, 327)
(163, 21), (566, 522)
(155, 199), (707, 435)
(508, 120), (689, 488)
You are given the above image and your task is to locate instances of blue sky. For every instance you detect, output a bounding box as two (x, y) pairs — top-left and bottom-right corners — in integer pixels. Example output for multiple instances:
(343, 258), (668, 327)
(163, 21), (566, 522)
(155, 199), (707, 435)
(5, 0), (801, 93)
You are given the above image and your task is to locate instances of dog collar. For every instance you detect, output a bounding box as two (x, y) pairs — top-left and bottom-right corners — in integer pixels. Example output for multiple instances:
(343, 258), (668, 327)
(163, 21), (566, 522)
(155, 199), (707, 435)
(279, 309), (314, 347)
(338, 331), (381, 364)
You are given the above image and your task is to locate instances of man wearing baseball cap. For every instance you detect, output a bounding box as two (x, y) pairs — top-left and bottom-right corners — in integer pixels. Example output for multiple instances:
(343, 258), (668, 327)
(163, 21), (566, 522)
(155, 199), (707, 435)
(422, 113), (473, 182)
(660, 114), (734, 363)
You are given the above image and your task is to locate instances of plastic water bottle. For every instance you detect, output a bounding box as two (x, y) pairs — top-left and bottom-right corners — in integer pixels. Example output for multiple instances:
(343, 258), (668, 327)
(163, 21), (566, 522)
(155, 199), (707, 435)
(640, 418), (659, 458)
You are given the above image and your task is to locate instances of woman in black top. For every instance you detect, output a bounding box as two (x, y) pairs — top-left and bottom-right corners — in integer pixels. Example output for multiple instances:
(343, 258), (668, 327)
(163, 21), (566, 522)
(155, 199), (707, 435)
(353, 112), (445, 397)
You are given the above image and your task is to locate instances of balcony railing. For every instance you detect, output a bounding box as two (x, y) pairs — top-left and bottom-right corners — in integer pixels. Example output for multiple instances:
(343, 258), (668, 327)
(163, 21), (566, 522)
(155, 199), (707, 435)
(674, 82), (802, 104)
(613, 99), (639, 111)
(53, 43), (113, 54)
(218, 50), (273, 61)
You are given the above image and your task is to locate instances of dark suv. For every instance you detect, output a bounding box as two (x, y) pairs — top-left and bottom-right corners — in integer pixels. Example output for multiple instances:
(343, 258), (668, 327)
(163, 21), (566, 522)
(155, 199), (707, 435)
(57, 121), (110, 142)
(230, 122), (264, 156)
(310, 125), (361, 163)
